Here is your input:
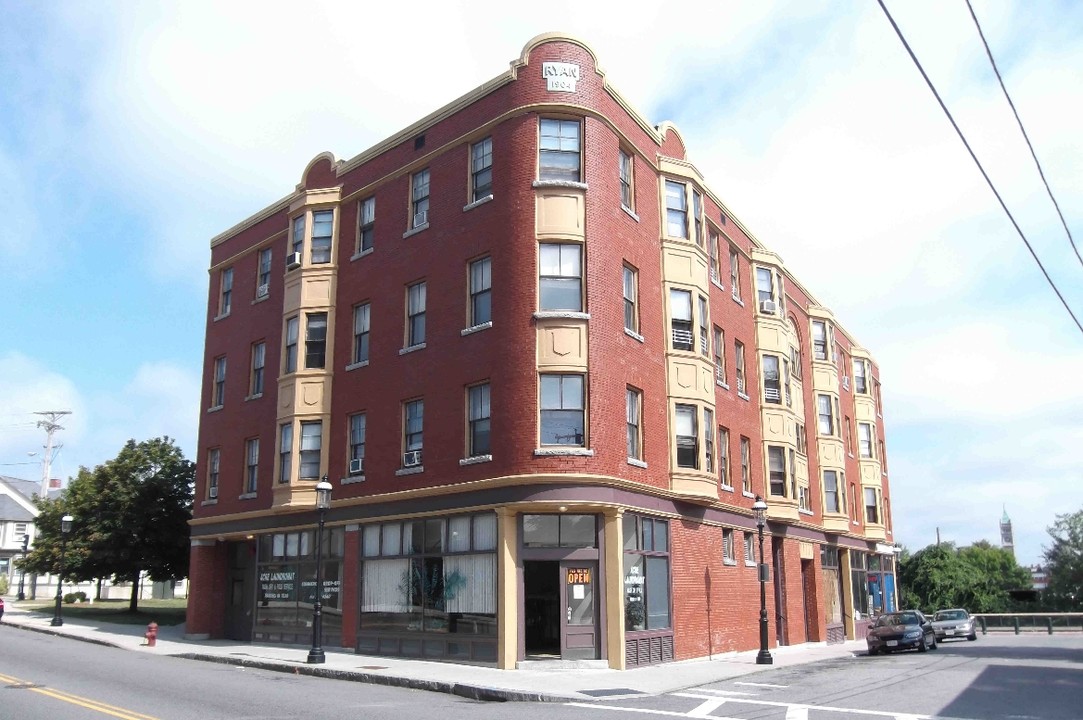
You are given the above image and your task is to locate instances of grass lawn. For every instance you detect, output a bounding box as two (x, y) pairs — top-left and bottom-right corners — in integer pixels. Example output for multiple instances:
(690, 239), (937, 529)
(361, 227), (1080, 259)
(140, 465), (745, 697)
(26, 598), (188, 626)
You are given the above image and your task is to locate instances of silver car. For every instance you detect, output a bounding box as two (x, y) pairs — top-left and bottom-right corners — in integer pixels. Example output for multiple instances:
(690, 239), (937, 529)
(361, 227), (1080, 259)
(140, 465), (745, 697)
(932, 608), (978, 641)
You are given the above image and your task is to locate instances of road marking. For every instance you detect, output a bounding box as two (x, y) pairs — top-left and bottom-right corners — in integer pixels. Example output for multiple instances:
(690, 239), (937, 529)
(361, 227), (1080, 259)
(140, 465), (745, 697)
(0, 673), (160, 720)
(734, 681), (788, 688)
(688, 698), (727, 717)
(785, 706), (809, 720)
(565, 702), (742, 720)
(678, 689), (758, 696)
(679, 692), (933, 718)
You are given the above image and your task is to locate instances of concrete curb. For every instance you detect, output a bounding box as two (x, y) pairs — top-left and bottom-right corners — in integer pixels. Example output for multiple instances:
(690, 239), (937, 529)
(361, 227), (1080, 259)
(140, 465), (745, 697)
(3, 618), (126, 651)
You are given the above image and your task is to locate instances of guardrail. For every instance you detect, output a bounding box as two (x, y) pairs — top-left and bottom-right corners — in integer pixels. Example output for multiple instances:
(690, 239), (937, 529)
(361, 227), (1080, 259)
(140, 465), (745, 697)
(972, 613), (1083, 635)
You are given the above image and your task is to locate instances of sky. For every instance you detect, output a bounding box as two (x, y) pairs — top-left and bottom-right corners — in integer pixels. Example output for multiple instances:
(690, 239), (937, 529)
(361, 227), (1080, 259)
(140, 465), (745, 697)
(2, 1), (1080, 567)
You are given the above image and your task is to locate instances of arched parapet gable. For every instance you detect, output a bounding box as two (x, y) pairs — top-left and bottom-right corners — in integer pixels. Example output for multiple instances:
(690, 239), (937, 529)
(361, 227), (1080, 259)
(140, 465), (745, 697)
(656, 122), (688, 161)
(298, 151), (342, 191)
(512, 32), (605, 80)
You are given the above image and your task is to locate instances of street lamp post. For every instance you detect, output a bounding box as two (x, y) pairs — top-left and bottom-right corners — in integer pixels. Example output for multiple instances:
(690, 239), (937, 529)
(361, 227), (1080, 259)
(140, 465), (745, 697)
(752, 496), (773, 665)
(307, 477), (333, 664)
(17, 533), (29, 601)
(51, 515), (74, 627)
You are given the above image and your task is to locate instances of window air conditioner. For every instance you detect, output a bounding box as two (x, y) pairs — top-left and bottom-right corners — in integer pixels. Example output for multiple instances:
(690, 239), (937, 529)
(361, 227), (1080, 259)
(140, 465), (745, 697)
(256, 283), (269, 298)
(403, 450), (423, 468)
(208, 486), (218, 499)
(413, 210), (428, 228)
(349, 458), (364, 476)
(286, 251), (302, 269)
(759, 300), (777, 314)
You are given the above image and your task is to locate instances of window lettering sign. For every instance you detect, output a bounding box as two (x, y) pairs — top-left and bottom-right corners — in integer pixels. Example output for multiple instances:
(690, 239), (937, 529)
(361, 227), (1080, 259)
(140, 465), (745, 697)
(542, 62), (579, 93)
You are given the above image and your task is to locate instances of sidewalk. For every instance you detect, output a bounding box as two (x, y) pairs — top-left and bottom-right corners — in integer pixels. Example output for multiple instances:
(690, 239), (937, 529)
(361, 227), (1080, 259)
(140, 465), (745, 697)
(0, 598), (866, 702)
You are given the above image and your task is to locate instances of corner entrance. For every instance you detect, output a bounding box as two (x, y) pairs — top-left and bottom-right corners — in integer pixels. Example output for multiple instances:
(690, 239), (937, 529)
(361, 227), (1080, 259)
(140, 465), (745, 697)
(524, 560), (560, 656)
(522, 559), (600, 660)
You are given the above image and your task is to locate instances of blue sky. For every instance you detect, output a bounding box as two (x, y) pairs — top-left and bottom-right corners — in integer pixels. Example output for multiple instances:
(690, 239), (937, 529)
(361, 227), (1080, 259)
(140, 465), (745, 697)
(2, 1), (1080, 566)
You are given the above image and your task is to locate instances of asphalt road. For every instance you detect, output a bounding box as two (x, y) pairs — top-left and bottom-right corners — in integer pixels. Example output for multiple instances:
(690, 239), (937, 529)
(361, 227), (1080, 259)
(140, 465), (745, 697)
(0, 627), (1079, 720)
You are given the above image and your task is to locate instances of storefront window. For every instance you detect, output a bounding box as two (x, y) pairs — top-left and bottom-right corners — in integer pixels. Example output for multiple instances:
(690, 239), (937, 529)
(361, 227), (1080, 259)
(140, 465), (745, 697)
(622, 514), (671, 631)
(255, 527), (344, 644)
(850, 551), (869, 618)
(523, 514), (596, 547)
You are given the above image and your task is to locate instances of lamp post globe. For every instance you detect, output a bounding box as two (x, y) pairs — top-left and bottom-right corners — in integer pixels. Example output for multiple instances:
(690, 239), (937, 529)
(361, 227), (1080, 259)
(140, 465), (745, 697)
(51, 515), (74, 627)
(752, 496), (773, 665)
(307, 477), (333, 664)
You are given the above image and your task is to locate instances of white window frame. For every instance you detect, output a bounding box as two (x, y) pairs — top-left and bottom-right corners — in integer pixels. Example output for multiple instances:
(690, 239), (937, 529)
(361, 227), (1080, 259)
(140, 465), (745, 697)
(539, 243), (582, 312)
(539, 118), (581, 182)
(471, 137), (493, 201)
(411, 169), (430, 228)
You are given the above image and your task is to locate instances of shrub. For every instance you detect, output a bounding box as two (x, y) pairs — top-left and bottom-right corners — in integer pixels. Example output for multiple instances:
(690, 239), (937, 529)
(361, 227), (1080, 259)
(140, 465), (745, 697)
(63, 593), (76, 604)
(0, 576), (8, 595)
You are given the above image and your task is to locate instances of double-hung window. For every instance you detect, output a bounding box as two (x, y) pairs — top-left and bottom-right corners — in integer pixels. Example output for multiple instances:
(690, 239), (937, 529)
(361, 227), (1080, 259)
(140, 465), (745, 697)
(250, 342), (265, 396)
(626, 387), (642, 460)
(257, 248), (271, 296)
(709, 232), (720, 283)
(219, 268), (233, 316)
(305, 313), (327, 369)
(407, 282), (426, 347)
(349, 413), (366, 474)
(291, 216), (305, 257)
(823, 470), (841, 513)
(358, 197), (375, 253)
(311, 210), (333, 263)
(207, 448), (220, 499)
(299, 421), (322, 480)
(539, 244), (582, 311)
(404, 399), (424, 460)
(729, 247), (741, 300)
(468, 383), (491, 457)
(540, 374), (585, 446)
(859, 423), (874, 458)
(471, 137), (493, 201)
(285, 317), (299, 373)
(469, 256), (492, 326)
(740, 436), (751, 493)
(245, 438), (259, 494)
(812, 320), (829, 361)
(735, 341), (746, 394)
(411, 169), (430, 228)
(539, 118), (581, 182)
(713, 326), (726, 384)
(213, 356), (226, 407)
(756, 267), (774, 310)
(865, 487), (880, 524)
(698, 296), (709, 355)
(623, 265), (638, 333)
(670, 289), (693, 351)
(619, 149), (633, 208)
(675, 404), (698, 469)
(854, 358), (868, 394)
(279, 423), (293, 484)
(353, 303), (370, 364)
(692, 190), (703, 247)
(762, 354), (781, 403)
(718, 427), (730, 487)
(768, 446), (786, 497)
(703, 408), (714, 473)
(817, 394), (835, 436)
(665, 180), (687, 238)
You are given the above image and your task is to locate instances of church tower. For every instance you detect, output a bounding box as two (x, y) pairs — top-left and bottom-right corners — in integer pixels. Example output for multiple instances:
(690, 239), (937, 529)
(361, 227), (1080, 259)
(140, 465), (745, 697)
(1000, 506), (1015, 557)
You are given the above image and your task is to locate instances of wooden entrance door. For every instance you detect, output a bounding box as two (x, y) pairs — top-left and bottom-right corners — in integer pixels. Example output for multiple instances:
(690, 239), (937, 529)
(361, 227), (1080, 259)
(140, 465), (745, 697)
(561, 561), (598, 660)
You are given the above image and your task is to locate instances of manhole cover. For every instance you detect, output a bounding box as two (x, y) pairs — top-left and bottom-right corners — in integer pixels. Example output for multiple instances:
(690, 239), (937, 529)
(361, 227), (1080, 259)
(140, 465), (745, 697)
(580, 688), (644, 697)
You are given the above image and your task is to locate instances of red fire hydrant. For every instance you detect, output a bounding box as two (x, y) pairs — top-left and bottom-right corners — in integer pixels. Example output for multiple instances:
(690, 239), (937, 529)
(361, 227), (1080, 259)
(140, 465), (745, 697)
(144, 622), (159, 647)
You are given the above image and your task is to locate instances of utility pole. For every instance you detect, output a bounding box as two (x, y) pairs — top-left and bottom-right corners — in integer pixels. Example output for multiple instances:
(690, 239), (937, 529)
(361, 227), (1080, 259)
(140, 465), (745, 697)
(35, 411), (71, 497)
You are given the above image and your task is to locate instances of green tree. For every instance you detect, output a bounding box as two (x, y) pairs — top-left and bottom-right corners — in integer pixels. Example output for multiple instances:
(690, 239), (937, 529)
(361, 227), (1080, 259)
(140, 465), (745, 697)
(1042, 509), (1083, 611)
(899, 542), (971, 612)
(899, 540), (1034, 613)
(957, 541), (1031, 612)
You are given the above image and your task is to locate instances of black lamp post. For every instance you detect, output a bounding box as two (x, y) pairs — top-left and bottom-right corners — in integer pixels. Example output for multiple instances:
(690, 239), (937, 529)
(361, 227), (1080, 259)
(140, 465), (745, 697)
(752, 496), (773, 665)
(51, 515), (73, 627)
(17, 533), (29, 601)
(307, 477), (333, 664)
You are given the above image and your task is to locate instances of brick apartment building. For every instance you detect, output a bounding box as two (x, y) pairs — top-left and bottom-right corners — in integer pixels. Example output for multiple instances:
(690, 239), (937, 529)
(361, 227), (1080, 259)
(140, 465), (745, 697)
(186, 33), (898, 668)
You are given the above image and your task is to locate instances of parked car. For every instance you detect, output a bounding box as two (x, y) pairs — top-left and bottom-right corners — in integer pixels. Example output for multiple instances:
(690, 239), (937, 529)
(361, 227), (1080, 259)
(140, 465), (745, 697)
(0, 596), (5, 622)
(866, 610), (937, 655)
(932, 608), (978, 641)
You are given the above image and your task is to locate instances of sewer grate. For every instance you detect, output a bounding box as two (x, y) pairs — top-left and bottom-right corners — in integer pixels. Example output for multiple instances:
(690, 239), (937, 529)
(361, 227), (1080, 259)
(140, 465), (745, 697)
(579, 688), (644, 697)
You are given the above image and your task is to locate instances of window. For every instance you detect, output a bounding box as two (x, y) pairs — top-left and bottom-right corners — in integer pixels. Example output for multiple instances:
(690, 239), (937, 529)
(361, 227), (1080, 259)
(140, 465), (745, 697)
(245, 438), (259, 494)
(623, 265), (638, 333)
(299, 421), (322, 479)
(207, 448), (220, 498)
(713, 326), (726, 384)
(250, 342), (265, 396)
(735, 341), (746, 394)
(812, 320), (829, 361)
(285, 316), (299, 373)
(854, 358), (868, 394)
(305, 312), (328, 369)
(789, 447), (797, 500)
(213, 356), (226, 407)
(718, 426), (730, 487)
(257, 248), (272, 296)
(850, 481), (859, 522)
(729, 247), (741, 300)
(756, 267), (774, 306)
(278, 423), (293, 484)
(703, 408), (714, 473)
(865, 487), (880, 524)
(468, 383), (491, 457)
(790, 341), (802, 381)
(292, 215), (305, 256)
(763, 354), (781, 404)
(824, 470), (841, 513)
(698, 296), (709, 355)
(539, 118), (581, 182)
(404, 399), (424, 456)
(709, 232), (720, 283)
(623, 514), (671, 631)
(353, 303), (370, 364)
(219, 267), (233, 316)
(817, 394), (835, 436)
(799, 484), (812, 513)
(619, 149), (633, 208)
(539, 244), (582, 311)
(411, 169), (430, 228)
(471, 136), (493, 201)
(768, 446), (786, 497)
(744, 533), (755, 564)
(692, 190), (703, 247)
(670, 289), (693, 351)
(664, 180), (687, 238)
(723, 528), (736, 565)
(740, 436), (751, 493)
(675, 404), (698, 469)
(349, 413), (366, 474)
(784, 358), (792, 406)
(859, 423), (874, 458)
(358, 197), (375, 253)
(845, 416), (853, 455)
(879, 439), (887, 468)
(626, 387), (642, 460)
(525, 514), (597, 548)
(406, 281), (426, 347)
(796, 423), (807, 455)
(469, 256), (492, 326)
(540, 374), (585, 446)
(311, 210), (333, 263)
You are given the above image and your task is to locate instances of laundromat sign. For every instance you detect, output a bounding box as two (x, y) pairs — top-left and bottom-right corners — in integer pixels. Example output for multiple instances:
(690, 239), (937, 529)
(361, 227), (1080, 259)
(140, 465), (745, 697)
(543, 62), (580, 93)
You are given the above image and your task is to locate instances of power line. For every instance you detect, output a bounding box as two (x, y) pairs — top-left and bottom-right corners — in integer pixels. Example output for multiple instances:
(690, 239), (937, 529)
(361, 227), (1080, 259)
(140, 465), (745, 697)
(964, 0), (1083, 270)
(876, 0), (1083, 336)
